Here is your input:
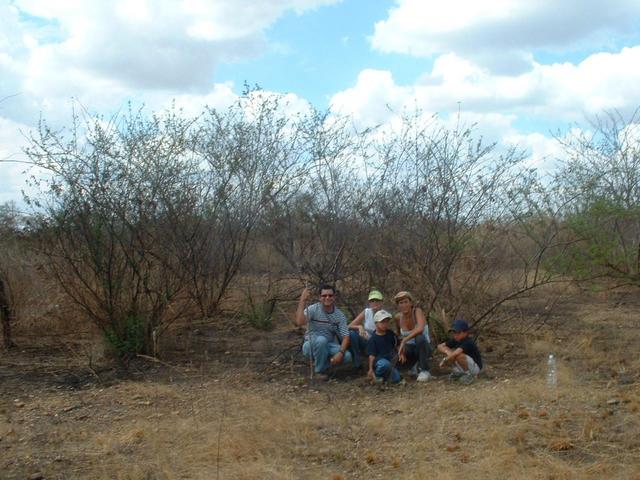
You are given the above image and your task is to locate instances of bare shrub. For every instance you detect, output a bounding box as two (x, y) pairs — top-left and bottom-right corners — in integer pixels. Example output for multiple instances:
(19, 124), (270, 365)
(24, 106), (202, 359)
(260, 110), (373, 315)
(184, 91), (311, 318)
(552, 108), (640, 287)
(23, 98), (636, 354)
(22, 92), (324, 357)
(364, 111), (559, 328)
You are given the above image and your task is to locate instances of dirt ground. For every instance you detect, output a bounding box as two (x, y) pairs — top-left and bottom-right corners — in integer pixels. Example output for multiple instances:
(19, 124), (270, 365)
(1, 289), (639, 479)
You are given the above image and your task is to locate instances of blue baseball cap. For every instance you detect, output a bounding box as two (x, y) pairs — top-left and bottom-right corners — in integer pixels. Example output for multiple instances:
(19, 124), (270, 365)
(449, 319), (470, 332)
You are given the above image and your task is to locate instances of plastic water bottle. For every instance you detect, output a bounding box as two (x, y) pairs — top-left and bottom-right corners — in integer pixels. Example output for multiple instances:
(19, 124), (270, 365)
(546, 354), (557, 387)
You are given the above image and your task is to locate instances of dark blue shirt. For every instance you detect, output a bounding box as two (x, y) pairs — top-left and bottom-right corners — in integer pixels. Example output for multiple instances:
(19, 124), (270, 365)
(367, 330), (398, 361)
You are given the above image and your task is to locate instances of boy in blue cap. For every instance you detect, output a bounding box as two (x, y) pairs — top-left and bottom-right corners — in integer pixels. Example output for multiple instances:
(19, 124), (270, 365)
(437, 319), (482, 384)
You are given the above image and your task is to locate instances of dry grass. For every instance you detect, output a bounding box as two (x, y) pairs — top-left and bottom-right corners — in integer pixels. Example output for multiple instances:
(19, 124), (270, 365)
(3, 367), (639, 479)
(2, 291), (640, 479)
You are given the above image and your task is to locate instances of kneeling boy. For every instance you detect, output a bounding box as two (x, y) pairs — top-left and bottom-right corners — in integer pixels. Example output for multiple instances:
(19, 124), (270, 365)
(437, 319), (482, 384)
(367, 310), (401, 383)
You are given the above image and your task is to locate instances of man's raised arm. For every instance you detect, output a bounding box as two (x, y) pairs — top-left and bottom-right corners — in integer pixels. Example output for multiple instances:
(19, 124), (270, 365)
(294, 287), (311, 327)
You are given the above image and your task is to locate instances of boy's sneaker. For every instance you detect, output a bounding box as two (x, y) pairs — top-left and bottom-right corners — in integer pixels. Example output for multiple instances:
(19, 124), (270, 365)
(458, 373), (475, 385)
(448, 371), (465, 382)
(417, 371), (432, 382)
(408, 364), (418, 377)
(313, 373), (330, 382)
(373, 376), (384, 384)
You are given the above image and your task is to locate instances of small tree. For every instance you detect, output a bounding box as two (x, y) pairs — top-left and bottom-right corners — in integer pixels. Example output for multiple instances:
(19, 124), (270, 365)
(348, 109), (572, 335)
(552, 109), (640, 287)
(23, 92), (323, 358)
(262, 110), (371, 313)
(369, 113), (525, 317)
(185, 91), (311, 318)
(24, 106), (199, 359)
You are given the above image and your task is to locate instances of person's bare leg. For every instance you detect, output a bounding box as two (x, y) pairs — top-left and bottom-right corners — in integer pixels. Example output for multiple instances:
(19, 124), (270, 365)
(454, 352), (469, 371)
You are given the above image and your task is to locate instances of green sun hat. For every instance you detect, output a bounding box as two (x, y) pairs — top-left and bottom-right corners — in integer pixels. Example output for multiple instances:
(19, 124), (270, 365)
(368, 289), (384, 301)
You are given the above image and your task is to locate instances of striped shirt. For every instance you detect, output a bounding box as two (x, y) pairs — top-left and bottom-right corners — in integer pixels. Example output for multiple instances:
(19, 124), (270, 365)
(304, 302), (349, 342)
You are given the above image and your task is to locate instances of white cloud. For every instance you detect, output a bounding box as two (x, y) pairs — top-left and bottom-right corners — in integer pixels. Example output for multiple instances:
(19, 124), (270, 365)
(0, 0), (340, 124)
(151, 86), (312, 122)
(5, 0), (340, 99)
(372, 0), (640, 72)
(330, 69), (412, 127)
(503, 132), (565, 173)
(331, 47), (640, 129)
(331, 43), (640, 173)
(149, 83), (238, 118)
(14, 2), (257, 93)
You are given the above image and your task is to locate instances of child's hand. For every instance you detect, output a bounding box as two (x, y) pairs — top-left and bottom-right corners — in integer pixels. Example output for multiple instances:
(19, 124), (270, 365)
(367, 369), (374, 380)
(398, 351), (407, 364)
(359, 325), (368, 339)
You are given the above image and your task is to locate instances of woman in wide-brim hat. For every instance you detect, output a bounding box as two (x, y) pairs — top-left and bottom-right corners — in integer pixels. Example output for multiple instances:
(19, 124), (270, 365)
(393, 291), (434, 382)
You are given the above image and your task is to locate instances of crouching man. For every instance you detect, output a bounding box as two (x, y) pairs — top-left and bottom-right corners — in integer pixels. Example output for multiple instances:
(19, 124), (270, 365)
(437, 319), (483, 385)
(294, 285), (352, 381)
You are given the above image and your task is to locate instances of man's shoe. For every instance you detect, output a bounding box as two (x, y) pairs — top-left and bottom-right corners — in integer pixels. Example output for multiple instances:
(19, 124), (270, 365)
(458, 373), (475, 385)
(417, 371), (432, 382)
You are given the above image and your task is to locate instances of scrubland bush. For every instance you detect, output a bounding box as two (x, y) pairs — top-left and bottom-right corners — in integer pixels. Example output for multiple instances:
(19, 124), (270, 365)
(6, 95), (639, 360)
(551, 109), (640, 287)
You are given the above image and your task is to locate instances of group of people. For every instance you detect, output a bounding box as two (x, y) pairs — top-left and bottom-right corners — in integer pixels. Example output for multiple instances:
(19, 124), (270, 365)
(293, 285), (482, 384)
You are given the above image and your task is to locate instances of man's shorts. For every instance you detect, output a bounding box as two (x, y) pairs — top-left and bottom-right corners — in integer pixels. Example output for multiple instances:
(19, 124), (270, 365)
(452, 354), (481, 376)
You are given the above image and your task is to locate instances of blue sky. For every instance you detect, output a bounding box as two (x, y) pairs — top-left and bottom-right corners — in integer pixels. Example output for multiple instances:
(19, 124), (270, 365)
(217, 0), (427, 106)
(2, 0), (640, 205)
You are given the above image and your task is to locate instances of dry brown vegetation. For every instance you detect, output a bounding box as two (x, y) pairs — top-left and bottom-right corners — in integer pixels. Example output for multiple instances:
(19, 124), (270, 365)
(2, 288), (639, 480)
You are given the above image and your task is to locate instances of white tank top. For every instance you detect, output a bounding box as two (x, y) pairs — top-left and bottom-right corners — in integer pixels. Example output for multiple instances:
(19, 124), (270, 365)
(363, 307), (376, 333)
(400, 308), (431, 345)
